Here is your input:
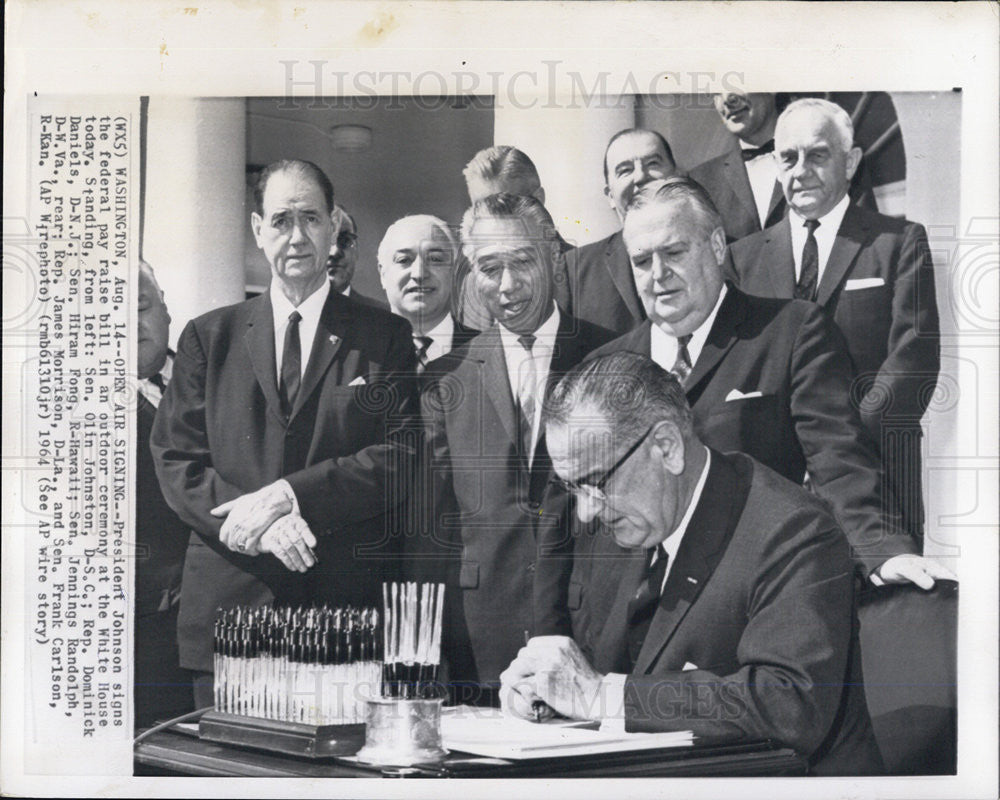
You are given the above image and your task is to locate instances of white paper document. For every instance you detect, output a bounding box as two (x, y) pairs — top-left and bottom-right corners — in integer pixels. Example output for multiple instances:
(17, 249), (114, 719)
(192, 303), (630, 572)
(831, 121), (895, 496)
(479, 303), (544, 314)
(441, 713), (693, 760)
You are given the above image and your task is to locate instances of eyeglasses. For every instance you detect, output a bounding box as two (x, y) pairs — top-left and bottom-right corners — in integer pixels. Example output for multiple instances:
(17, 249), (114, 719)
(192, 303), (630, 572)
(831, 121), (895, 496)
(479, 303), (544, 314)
(550, 423), (655, 504)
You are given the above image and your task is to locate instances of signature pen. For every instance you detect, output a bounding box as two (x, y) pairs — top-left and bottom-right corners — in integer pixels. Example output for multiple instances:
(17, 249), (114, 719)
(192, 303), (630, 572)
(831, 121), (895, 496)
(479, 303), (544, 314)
(524, 630), (549, 723)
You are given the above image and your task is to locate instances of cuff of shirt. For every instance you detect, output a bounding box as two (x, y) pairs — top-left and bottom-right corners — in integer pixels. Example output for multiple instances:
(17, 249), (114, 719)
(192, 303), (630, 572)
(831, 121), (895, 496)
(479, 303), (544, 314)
(274, 479), (300, 516)
(597, 672), (628, 732)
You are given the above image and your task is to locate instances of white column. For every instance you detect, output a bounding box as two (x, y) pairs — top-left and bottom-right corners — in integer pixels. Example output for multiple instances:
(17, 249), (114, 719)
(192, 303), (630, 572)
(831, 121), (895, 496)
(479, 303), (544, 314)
(144, 98), (247, 343)
(492, 98), (636, 248)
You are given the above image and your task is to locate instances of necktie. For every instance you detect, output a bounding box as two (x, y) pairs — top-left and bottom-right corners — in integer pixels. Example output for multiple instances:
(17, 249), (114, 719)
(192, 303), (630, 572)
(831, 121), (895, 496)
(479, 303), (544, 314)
(741, 139), (775, 161)
(516, 334), (537, 464)
(671, 334), (693, 384)
(626, 546), (669, 669)
(795, 219), (821, 301)
(148, 372), (166, 393)
(279, 310), (302, 417)
(414, 335), (433, 373)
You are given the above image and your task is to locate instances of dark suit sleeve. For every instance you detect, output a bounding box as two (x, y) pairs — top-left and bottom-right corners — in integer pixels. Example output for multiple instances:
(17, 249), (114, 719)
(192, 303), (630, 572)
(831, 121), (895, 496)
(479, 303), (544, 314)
(860, 222), (940, 432)
(283, 319), (421, 529)
(150, 319), (245, 541)
(789, 304), (918, 573)
(624, 514), (855, 760)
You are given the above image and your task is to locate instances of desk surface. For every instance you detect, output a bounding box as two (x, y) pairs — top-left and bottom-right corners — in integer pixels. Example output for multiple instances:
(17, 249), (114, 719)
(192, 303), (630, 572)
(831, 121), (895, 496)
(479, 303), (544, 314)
(135, 726), (807, 778)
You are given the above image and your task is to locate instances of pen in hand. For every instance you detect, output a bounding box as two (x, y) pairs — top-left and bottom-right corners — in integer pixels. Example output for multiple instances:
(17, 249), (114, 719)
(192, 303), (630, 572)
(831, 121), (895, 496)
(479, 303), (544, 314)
(524, 631), (548, 723)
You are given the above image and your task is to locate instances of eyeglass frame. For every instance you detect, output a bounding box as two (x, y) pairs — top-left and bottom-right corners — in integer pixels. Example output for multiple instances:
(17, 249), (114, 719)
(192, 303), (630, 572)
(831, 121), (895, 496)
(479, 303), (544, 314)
(550, 422), (657, 503)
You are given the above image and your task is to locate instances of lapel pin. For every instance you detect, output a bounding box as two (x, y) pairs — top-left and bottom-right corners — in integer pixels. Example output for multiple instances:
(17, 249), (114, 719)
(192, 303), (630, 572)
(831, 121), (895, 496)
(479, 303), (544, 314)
(329, 334), (340, 345)
(686, 576), (698, 585)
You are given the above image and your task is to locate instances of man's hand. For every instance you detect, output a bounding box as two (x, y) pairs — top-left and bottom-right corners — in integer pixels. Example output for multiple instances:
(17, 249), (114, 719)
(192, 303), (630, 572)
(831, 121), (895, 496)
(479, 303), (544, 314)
(874, 554), (957, 589)
(258, 513), (317, 573)
(212, 480), (296, 555)
(500, 636), (604, 722)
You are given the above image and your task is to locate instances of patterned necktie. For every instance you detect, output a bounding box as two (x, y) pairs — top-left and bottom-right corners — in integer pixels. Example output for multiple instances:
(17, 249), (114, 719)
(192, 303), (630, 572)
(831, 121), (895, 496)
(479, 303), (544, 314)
(795, 219), (821, 301)
(671, 334), (693, 384)
(516, 334), (537, 464)
(626, 546), (669, 668)
(414, 335), (433, 373)
(741, 139), (775, 161)
(279, 310), (302, 417)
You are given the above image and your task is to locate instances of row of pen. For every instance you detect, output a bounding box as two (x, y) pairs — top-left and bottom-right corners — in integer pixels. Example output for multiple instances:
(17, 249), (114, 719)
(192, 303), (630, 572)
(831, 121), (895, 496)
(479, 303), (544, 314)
(211, 581), (447, 725)
(213, 604), (381, 725)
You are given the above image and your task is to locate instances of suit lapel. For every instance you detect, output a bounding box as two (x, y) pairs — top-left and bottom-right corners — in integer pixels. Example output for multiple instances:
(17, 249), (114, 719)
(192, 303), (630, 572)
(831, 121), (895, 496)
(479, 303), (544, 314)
(592, 544), (649, 670)
(291, 292), (346, 419)
(764, 218), (797, 298)
(479, 327), (520, 456)
(244, 294), (285, 424)
(604, 232), (645, 323)
(721, 154), (759, 230)
(632, 452), (745, 675)
(763, 183), (787, 228)
(684, 287), (747, 397)
(816, 205), (866, 307)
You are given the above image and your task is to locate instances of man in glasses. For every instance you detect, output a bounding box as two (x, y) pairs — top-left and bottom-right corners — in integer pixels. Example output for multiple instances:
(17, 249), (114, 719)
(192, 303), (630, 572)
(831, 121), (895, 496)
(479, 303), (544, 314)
(416, 193), (613, 705)
(326, 206), (385, 308)
(500, 352), (884, 776)
(587, 176), (951, 589)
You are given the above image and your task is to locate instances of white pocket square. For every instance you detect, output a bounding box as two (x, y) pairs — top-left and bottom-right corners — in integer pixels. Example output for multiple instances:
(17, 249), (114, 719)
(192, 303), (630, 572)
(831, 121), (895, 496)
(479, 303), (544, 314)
(682, 662), (699, 672)
(725, 389), (763, 402)
(844, 277), (885, 290)
(348, 376), (367, 387)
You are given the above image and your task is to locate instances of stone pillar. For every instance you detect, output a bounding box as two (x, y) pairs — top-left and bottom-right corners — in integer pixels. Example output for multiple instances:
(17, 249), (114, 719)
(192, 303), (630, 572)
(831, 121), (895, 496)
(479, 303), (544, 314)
(492, 97), (636, 248)
(143, 98), (247, 343)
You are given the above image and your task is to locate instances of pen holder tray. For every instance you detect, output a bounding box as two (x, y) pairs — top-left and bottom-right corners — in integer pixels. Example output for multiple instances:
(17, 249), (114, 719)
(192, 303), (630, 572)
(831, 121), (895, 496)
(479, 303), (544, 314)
(198, 710), (365, 758)
(354, 697), (448, 766)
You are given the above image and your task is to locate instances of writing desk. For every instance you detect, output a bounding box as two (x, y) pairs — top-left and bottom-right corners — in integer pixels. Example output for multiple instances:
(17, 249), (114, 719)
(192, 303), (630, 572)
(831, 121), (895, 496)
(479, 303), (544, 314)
(134, 725), (807, 778)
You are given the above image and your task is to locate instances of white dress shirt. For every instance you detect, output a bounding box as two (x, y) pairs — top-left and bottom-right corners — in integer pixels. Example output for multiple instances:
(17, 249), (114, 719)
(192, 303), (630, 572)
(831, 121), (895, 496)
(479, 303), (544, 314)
(789, 193), (850, 286)
(498, 304), (560, 466)
(139, 355), (173, 408)
(270, 279), (331, 383)
(421, 314), (456, 363)
(739, 141), (780, 228)
(600, 448), (713, 730)
(649, 284), (728, 377)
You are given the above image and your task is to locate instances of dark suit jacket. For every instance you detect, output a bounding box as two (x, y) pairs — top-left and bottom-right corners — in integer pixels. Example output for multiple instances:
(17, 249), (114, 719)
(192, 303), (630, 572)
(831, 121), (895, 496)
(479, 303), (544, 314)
(151, 289), (418, 671)
(688, 152), (787, 243)
(136, 381), (189, 617)
(588, 286), (916, 574)
(415, 312), (613, 690)
(343, 285), (389, 311)
(730, 206), (941, 538)
(571, 451), (884, 776)
(563, 230), (645, 338)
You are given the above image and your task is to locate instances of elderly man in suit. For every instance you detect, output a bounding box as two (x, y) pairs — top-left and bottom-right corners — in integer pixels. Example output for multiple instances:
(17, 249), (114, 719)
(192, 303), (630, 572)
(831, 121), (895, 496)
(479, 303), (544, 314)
(377, 215), (477, 370)
(730, 98), (942, 552)
(151, 159), (418, 706)
(418, 193), (614, 704)
(135, 260), (193, 726)
(589, 176), (951, 588)
(692, 92), (878, 245)
(500, 352), (885, 776)
(565, 128), (678, 337)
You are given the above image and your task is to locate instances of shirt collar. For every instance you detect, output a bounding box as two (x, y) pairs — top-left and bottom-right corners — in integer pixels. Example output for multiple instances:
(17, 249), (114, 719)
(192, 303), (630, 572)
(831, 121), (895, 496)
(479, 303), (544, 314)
(498, 303), (561, 349)
(423, 313), (454, 343)
(650, 283), (727, 368)
(790, 192), (850, 235)
(270, 278), (330, 326)
(661, 447), (712, 562)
